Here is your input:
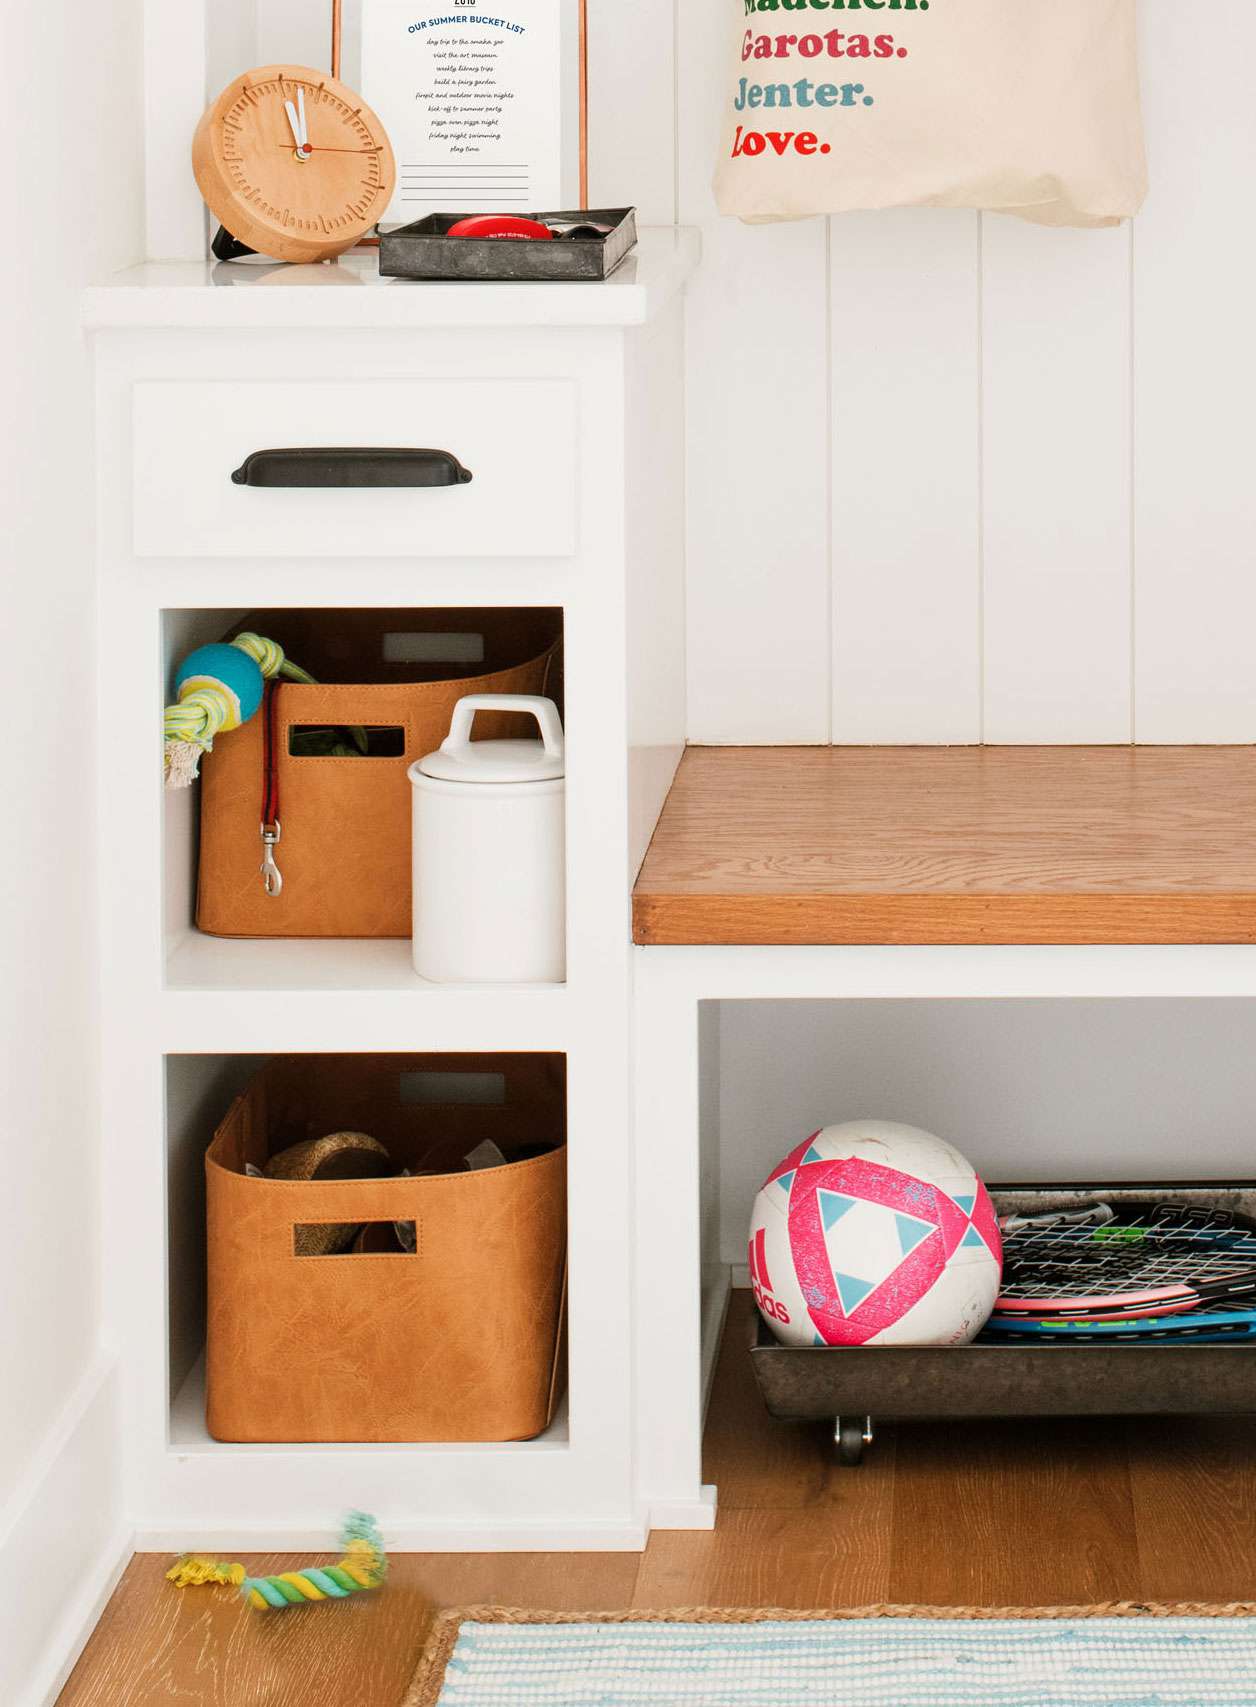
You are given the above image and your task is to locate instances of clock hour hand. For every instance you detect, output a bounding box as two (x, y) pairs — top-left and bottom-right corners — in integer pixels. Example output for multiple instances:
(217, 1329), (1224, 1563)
(284, 96), (310, 157)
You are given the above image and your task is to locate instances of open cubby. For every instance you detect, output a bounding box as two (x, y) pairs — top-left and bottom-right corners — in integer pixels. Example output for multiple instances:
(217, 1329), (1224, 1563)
(161, 606), (564, 990)
(163, 1050), (569, 1454)
(696, 998), (1256, 1461)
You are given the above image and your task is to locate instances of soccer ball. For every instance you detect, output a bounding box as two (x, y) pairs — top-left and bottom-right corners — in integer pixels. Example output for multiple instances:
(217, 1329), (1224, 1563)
(749, 1120), (1002, 1348)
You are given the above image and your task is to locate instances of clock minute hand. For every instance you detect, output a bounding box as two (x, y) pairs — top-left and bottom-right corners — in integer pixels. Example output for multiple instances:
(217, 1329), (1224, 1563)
(284, 98), (310, 156)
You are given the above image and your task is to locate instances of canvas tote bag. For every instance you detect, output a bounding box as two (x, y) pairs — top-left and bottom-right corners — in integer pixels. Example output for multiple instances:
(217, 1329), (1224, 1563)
(715, 0), (1147, 228)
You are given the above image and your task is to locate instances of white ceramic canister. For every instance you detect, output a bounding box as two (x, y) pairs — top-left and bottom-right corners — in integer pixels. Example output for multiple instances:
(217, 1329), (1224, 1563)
(408, 694), (565, 983)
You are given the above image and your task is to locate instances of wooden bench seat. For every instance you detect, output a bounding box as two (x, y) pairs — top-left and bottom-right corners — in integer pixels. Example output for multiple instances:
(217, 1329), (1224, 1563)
(631, 746), (1256, 946)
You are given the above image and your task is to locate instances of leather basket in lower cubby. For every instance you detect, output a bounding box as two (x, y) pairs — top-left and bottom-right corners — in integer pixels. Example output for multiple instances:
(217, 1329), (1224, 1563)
(205, 1053), (567, 1444)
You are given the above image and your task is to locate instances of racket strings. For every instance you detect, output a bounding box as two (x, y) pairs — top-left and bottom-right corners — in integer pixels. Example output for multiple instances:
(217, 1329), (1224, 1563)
(1002, 1245), (1256, 1294)
(997, 1216), (1256, 1308)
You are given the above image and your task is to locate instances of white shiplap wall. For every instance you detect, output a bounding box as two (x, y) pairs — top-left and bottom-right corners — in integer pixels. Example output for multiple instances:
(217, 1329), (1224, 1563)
(594, 0), (1256, 746)
(196, 1), (1255, 746)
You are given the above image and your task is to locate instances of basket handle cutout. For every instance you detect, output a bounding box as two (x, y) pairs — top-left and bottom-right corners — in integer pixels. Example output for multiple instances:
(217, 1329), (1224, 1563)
(398, 1070), (507, 1107)
(382, 632), (485, 665)
(287, 724), (405, 758)
(294, 1219), (417, 1257)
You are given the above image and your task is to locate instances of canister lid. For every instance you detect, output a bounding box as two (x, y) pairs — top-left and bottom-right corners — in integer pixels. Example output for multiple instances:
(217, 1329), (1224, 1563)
(413, 693), (565, 784)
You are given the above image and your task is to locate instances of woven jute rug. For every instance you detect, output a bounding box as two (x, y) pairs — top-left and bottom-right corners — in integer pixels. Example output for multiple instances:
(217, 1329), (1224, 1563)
(405, 1602), (1256, 1706)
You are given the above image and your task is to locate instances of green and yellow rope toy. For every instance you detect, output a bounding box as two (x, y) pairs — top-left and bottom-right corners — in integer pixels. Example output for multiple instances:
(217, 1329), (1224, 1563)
(166, 1511), (387, 1610)
(164, 630), (368, 788)
(163, 631), (316, 790)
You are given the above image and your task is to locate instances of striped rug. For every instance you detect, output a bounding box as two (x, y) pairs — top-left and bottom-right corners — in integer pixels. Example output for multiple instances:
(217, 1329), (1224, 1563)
(405, 1605), (1256, 1707)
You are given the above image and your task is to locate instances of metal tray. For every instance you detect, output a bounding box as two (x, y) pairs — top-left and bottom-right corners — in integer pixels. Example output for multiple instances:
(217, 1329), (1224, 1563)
(748, 1183), (1256, 1461)
(379, 207), (637, 283)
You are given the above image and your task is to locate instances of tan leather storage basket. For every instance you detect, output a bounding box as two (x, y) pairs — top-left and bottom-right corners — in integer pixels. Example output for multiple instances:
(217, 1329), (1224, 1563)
(205, 1054), (567, 1444)
(196, 609), (561, 938)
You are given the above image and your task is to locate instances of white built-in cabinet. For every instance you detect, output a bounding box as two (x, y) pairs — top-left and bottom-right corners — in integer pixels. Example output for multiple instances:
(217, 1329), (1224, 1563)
(84, 233), (700, 1550)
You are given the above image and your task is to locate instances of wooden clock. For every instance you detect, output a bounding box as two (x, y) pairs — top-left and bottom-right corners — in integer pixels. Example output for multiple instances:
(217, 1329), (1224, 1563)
(193, 64), (396, 263)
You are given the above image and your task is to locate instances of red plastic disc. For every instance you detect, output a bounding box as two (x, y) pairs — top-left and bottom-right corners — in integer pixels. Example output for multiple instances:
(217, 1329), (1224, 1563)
(446, 215), (554, 241)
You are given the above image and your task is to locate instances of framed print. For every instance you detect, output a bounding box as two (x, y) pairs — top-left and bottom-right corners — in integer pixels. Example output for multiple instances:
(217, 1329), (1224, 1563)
(333, 0), (587, 226)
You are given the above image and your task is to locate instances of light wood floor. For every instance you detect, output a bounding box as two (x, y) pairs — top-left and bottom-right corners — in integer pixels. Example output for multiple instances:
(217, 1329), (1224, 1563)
(59, 1292), (1256, 1705)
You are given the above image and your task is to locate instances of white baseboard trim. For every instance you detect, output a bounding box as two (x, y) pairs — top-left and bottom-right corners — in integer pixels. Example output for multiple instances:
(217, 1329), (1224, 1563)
(0, 1354), (129, 1707)
(134, 1517), (650, 1553)
(647, 1486), (718, 1531)
(28, 1528), (134, 1707)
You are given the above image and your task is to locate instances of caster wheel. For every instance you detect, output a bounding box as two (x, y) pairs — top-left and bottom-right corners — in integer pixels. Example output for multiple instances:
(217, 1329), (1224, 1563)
(835, 1415), (873, 1466)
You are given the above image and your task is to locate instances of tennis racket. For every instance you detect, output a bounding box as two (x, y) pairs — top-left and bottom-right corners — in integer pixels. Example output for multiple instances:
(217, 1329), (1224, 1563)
(995, 1200), (1256, 1321)
(981, 1304), (1256, 1342)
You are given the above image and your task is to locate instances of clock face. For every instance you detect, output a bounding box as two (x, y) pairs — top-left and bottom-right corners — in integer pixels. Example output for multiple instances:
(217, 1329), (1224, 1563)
(194, 65), (396, 263)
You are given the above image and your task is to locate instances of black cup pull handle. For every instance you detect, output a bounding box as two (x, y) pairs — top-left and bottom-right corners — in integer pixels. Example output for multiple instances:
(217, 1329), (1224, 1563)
(230, 447), (473, 489)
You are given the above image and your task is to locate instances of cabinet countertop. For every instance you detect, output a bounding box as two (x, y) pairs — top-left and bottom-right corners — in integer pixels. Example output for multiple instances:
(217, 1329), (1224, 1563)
(82, 227), (700, 332)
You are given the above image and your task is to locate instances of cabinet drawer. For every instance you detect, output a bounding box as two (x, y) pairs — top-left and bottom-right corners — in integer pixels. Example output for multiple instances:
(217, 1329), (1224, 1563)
(131, 379), (576, 558)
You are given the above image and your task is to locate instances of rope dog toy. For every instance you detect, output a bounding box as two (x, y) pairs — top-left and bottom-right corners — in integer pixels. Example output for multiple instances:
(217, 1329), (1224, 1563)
(166, 1511), (387, 1609)
(163, 631), (317, 790)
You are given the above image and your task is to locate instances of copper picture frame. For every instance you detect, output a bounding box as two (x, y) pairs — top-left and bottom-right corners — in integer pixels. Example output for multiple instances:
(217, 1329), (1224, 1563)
(331, 0), (588, 209)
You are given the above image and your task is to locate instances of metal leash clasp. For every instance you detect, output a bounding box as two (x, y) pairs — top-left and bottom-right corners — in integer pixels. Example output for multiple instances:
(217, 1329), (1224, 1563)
(260, 820), (283, 897)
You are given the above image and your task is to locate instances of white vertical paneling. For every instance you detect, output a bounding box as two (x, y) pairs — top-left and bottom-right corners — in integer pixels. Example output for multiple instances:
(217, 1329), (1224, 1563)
(683, 214), (831, 744)
(982, 217), (1132, 743)
(587, 0), (675, 223)
(255, 0), (324, 70)
(144, 0), (209, 258)
(679, 0), (830, 744)
(207, 0), (260, 102)
(830, 210), (981, 745)
(1133, 0), (1256, 743)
